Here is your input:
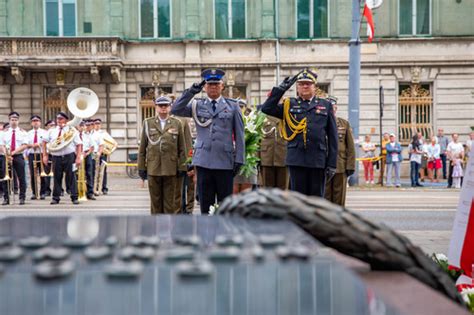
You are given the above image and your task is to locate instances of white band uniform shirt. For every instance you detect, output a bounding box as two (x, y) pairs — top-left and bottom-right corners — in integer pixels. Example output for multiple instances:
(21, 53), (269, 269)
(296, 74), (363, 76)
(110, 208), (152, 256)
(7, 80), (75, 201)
(92, 130), (106, 153)
(0, 127), (28, 153)
(44, 125), (82, 156)
(26, 128), (48, 154)
(82, 131), (95, 153)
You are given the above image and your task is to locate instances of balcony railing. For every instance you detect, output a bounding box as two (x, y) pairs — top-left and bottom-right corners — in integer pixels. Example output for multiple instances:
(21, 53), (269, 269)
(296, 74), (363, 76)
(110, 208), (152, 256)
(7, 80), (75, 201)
(0, 37), (123, 58)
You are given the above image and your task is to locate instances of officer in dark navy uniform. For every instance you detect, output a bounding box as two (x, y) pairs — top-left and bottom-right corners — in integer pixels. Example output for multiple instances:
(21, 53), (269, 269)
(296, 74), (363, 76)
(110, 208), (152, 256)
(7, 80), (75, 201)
(172, 69), (245, 214)
(261, 69), (338, 197)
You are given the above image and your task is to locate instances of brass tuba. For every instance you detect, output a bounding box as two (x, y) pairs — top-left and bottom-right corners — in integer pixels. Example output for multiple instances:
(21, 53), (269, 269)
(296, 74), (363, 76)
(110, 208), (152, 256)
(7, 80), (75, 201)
(101, 133), (118, 156)
(47, 87), (99, 152)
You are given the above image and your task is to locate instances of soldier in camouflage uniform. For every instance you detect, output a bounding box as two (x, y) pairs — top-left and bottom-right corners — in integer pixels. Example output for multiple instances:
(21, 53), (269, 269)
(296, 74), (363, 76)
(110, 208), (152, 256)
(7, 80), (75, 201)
(138, 96), (187, 214)
(173, 116), (193, 213)
(324, 99), (356, 206)
(259, 116), (288, 190)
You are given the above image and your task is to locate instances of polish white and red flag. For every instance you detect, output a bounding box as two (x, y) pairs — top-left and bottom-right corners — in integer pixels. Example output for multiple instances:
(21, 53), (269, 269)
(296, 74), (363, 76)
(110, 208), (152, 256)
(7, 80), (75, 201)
(448, 142), (474, 290)
(363, 0), (383, 43)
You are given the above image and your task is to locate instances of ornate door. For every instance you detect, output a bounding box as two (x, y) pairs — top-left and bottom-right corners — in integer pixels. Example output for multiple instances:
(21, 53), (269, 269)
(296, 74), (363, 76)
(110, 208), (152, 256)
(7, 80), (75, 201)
(398, 83), (433, 144)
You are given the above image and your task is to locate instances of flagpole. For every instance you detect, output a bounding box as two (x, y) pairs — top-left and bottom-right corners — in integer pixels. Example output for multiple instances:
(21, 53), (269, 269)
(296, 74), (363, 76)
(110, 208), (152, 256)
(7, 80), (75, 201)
(348, 0), (361, 186)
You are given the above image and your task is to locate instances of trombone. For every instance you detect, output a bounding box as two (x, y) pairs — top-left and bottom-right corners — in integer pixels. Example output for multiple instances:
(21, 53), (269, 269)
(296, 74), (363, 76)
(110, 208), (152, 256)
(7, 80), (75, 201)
(1, 147), (14, 204)
(40, 152), (54, 178)
(77, 155), (88, 201)
(32, 153), (40, 200)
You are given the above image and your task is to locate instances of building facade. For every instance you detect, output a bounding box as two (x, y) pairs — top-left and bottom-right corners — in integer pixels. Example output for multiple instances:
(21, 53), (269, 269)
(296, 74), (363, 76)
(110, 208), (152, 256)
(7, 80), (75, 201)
(0, 0), (473, 162)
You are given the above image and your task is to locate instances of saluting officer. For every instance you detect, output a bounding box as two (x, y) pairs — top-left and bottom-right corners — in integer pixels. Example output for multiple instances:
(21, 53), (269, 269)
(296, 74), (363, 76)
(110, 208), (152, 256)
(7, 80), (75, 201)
(324, 98), (356, 206)
(42, 112), (83, 205)
(262, 69), (338, 197)
(26, 115), (48, 200)
(138, 96), (187, 214)
(172, 69), (245, 215)
(259, 115), (288, 190)
(1, 112), (28, 205)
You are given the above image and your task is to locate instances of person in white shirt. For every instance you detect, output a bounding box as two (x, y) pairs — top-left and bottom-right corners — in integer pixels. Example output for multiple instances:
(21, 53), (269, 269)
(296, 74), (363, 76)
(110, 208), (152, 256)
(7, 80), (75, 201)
(80, 120), (97, 200)
(26, 115), (48, 200)
(360, 135), (376, 184)
(426, 136), (441, 183)
(447, 133), (465, 188)
(42, 112), (83, 205)
(43, 119), (56, 197)
(1, 112), (28, 205)
(408, 133), (424, 187)
(93, 118), (109, 195)
(466, 131), (474, 159)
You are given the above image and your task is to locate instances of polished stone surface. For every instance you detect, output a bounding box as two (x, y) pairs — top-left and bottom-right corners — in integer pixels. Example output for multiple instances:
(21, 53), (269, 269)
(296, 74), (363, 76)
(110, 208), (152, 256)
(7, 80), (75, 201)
(0, 215), (400, 315)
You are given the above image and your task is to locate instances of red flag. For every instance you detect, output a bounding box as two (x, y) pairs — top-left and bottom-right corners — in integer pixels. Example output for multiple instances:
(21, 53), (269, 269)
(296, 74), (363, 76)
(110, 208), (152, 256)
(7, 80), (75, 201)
(363, 3), (375, 43)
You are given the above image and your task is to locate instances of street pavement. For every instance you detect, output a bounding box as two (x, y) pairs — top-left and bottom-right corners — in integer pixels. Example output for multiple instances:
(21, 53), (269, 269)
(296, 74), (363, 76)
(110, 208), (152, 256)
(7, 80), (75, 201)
(0, 175), (460, 256)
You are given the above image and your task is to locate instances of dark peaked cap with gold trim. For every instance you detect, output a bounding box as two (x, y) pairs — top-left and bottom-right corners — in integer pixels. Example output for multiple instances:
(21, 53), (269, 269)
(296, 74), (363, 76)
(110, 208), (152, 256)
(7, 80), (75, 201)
(296, 69), (318, 84)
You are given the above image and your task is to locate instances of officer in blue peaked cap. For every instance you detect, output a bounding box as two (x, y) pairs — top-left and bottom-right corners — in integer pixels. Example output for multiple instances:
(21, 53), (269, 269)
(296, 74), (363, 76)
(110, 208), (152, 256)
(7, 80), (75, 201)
(171, 69), (245, 215)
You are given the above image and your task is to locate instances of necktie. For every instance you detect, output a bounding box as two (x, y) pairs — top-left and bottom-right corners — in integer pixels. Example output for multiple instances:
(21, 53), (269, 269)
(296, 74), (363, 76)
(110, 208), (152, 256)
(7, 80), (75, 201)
(57, 127), (63, 139)
(80, 132), (83, 141)
(212, 100), (217, 112)
(11, 130), (16, 152)
(34, 130), (38, 144)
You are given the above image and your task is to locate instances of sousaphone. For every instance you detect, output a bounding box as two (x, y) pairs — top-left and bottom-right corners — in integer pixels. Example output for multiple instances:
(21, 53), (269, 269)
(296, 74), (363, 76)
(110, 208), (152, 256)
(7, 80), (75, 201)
(48, 87), (99, 152)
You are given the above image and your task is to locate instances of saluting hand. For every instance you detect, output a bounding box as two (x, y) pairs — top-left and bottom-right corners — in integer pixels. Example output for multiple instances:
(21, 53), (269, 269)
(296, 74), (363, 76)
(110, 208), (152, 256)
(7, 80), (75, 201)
(278, 75), (298, 91)
(190, 80), (206, 94)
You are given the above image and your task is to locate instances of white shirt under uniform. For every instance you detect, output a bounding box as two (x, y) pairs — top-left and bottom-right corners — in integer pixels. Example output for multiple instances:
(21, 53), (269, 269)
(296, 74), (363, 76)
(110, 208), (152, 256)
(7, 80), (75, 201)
(26, 128), (48, 155)
(81, 131), (94, 153)
(44, 125), (82, 156)
(91, 130), (106, 153)
(0, 127), (28, 155)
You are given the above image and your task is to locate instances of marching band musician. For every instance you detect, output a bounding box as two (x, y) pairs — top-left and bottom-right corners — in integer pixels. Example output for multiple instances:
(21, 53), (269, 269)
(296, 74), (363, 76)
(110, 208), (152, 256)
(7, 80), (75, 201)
(93, 118), (110, 195)
(0, 123), (7, 198)
(138, 96), (187, 214)
(43, 119), (56, 197)
(42, 112), (83, 205)
(1, 112), (28, 205)
(262, 69), (338, 197)
(26, 115), (48, 200)
(79, 120), (96, 200)
(172, 69), (245, 215)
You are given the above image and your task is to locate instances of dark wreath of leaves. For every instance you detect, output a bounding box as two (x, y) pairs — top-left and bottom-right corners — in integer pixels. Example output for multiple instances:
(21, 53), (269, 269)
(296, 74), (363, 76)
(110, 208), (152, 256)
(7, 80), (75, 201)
(217, 188), (465, 306)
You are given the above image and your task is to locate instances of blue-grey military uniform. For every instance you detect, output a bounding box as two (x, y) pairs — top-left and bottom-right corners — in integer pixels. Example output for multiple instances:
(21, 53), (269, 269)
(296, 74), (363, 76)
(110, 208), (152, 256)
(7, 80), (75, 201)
(261, 70), (338, 197)
(171, 69), (245, 214)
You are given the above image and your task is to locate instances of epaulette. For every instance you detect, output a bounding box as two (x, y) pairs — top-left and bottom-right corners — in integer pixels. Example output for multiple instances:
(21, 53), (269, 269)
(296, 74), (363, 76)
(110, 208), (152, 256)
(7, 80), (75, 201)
(224, 98), (239, 106)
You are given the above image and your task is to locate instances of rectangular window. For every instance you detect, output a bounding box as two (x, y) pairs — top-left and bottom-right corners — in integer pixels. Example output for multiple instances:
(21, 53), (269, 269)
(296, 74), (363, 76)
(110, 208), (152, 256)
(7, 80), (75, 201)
(62, 0), (76, 36)
(297, 0), (328, 39)
(399, 0), (430, 35)
(140, 0), (171, 38)
(46, 0), (59, 36)
(215, 0), (246, 39)
(45, 0), (76, 36)
(313, 0), (328, 38)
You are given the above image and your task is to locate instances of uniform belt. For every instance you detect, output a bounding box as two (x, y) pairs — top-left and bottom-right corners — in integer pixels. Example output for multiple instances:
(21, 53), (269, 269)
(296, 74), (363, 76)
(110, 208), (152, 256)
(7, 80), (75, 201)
(12, 154), (24, 158)
(51, 152), (75, 158)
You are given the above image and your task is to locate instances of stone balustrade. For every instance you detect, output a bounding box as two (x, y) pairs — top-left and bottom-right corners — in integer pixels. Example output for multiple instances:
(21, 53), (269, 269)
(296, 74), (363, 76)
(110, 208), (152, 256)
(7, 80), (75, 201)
(0, 37), (122, 58)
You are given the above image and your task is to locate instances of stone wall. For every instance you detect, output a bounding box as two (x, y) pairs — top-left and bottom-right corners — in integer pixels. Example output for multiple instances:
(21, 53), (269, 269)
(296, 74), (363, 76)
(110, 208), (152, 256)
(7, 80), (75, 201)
(0, 38), (473, 165)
